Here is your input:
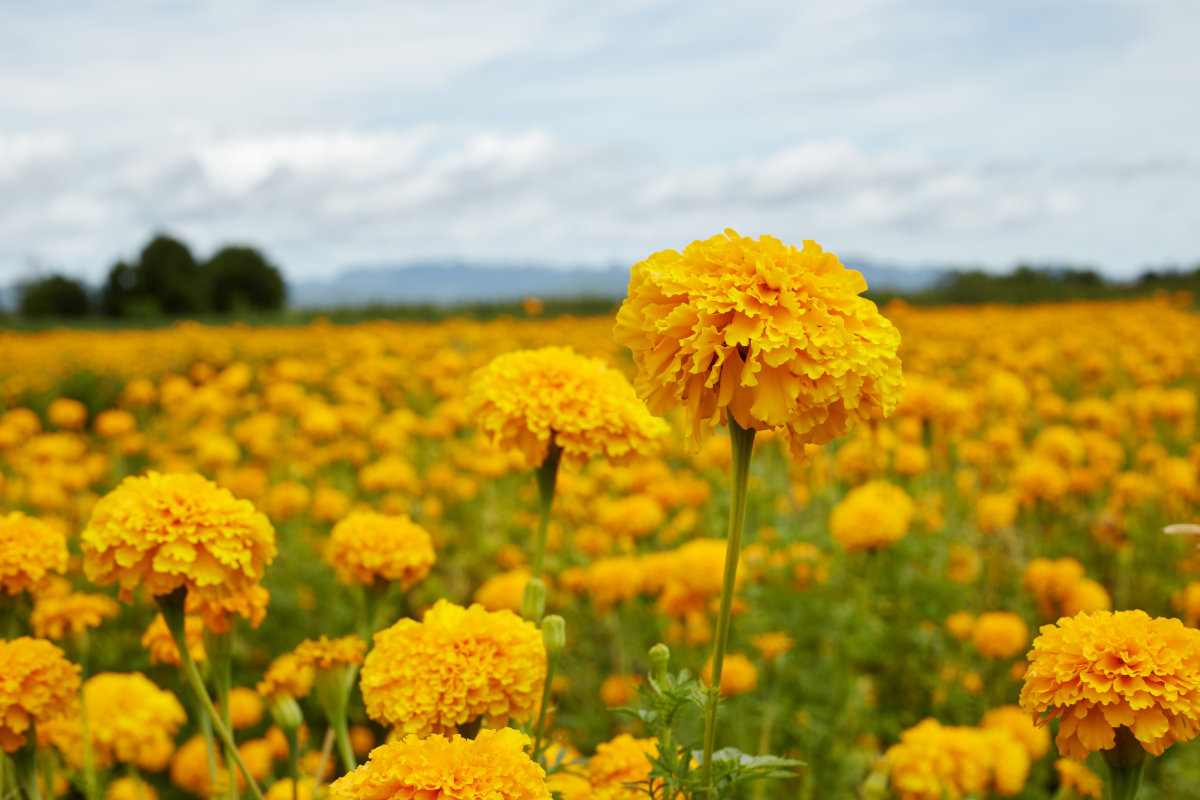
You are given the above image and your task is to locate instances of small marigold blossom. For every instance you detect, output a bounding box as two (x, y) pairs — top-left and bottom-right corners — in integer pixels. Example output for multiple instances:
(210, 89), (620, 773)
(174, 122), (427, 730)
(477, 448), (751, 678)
(31, 591), (120, 640)
(1054, 758), (1103, 799)
(186, 584), (270, 634)
(587, 734), (659, 800)
(83, 672), (187, 771)
(468, 346), (668, 469)
(0, 511), (69, 596)
(257, 653), (314, 700)
(885, 718), (1030, 800)
(614, 230), (903, 461)
(1020, 610), (1200, 759)
(0, 637), (81, 753)
(329, 728), (550, 800)
(292, 635), (366, 670)
(82, 472), (277, 601)
(143, 613), (207, 666)
(326, 511), (435, 589)
(360, 599), (545, 735)
(829, 480), (915, 551)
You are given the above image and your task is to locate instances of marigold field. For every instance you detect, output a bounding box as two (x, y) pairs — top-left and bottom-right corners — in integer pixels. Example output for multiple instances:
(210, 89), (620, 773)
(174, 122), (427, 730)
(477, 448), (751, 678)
(2, 276), (1200, 799)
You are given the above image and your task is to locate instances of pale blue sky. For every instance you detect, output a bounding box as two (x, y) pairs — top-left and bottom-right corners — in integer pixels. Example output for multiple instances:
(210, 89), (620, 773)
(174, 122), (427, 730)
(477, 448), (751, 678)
(1, 0), (1197, 282)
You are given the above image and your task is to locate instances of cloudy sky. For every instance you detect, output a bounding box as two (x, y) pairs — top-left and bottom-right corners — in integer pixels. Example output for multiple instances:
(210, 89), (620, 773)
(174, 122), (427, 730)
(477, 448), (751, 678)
(2, 0), (1198, 283)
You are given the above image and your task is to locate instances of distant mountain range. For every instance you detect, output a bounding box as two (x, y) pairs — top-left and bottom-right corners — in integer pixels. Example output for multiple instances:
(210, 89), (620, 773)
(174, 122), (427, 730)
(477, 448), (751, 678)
(288, 259), (946, 309)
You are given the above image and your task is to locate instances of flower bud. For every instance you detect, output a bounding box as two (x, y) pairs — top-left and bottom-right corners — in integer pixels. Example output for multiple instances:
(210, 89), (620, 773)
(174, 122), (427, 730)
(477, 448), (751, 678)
(542, 615), (566, 657)
(521, 578), (546, 622)
(648, 643), (670, 683)
(268, 694), (304, 732)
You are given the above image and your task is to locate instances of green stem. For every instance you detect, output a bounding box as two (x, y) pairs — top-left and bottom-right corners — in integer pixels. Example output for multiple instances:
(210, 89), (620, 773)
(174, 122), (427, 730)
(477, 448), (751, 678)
(197, 700), (219, 795)
(13, 729), (41, 800)
(699, 416), (756, 799)
(531, 442), (562, 578)
(73, 632), (99, 800)
(210, 648), (237, 800)
(158, 594), (266, 800)
(531, 647), (562, 761)
(1103, 727), (1146, 800)
(285, 728), (300, 800)
(127, 765), (147, 800)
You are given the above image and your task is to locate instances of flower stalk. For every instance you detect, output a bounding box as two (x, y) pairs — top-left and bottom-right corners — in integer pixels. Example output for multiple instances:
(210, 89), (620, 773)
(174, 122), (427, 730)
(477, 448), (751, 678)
(531, 441), (562, 578)
(1102, 727), (1145, 800)
(699, 415), (756, 798)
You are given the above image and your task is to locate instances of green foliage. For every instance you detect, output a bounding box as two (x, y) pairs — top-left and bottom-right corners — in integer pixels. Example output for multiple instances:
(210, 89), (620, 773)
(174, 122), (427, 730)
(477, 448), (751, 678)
(136, 234), (206, 314)
(206, 246), (286, 312)
(17, 274), (91, 317)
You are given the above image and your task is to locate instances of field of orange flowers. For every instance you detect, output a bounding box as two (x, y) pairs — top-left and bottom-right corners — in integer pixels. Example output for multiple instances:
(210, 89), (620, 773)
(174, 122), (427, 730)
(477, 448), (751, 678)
(2, 233), (1200, 800)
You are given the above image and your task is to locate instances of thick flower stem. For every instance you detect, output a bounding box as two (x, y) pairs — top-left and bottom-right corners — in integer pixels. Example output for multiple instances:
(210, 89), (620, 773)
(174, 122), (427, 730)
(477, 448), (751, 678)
(1103, 727), (1146, 800)
(72, 632), (100, 800)
(14, 730), (40, 800)
(699, 416), (756, 799)
(158, 593), (265, 800)
(531, 442), (562, 578)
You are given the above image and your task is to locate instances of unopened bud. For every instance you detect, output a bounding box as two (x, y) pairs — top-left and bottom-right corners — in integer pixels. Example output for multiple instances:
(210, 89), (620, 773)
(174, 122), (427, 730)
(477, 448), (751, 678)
(521, 578), (547, 622)
(542, 615), (566, 656)
(268, 694), (304, 732)
(648, 643), (670, 683)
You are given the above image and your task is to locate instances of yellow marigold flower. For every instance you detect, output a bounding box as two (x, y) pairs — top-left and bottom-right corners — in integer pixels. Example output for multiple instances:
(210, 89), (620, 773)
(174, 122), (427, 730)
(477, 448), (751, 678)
(751, 631), (796, 661)
(257, 652), (314, 700)
(106, 777), (159, 800)
(884, 718), (1029, 800)
(584, 556), (644, 612)
(0, 511), (69, 596)
(142, 613), (207, 665)
(975, 491), (1019, 534)
(349, 725), (375, 758)
(1054, 758), (1103, 799)
(468, 346), (667, 469)
(701, 652), (759, 697)
(82, 472), (277, 601)
(971, 612), (1029, 660)
(293, 635), (366, 670)
(265, 777), (314, 800)
(980, 705), (1051, 760)
(474, 568), (534, 614)
(239, 737), (276, 782)
(326, 511), (435, 589)
(945, 612), (976, 641)
(829, 481), (915, 552)
(94, 409), (137, 440)
(1020, 610), (1200, 759)
(84, 672), (186, 771)
(225, 686), (264, 730)
(47, 397), (87, 429)
(171, 734), (229, 798)
(30, 591), (120, 640)
(361, 599), (545, 735)
(613, 230), (903, 460)
(329, 728), (550, 800)
(1059, 578), (1112, 618)
(599, 674), (642, 708)
(587, 734), (658, 800)
(0, 637), (80, 752)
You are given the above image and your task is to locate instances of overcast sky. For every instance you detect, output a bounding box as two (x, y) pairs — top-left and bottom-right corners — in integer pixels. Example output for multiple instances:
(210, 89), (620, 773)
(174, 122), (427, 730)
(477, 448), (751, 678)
(2, 0), (1198, 283)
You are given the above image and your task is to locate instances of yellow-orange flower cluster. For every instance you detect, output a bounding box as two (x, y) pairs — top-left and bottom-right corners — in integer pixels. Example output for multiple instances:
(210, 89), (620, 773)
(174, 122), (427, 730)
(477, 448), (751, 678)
(469, 346), (667, 469)
(142, 613), (206, 665)
(829, 481), (915, 551)
(293, 635), (366, 670)
(257, 653), (315, 700)
(186, 584), (271, 634)
(885, 718), (1030, 800)
(0, 512), (68, 596)
(0, 637), (80, 752)
(326, 511), (435, 589)
(614, 230), (903, 460)
(361, 600), (545, 735)
(82, 472), (277, 600)
(586, 734), (659, 800)
(31, 590), (120, 640)
(971, 612), (1030, 660)
(1020, 610), (1200, 759)
(83, 672), (187, 770)
(329, 728), (550, 800)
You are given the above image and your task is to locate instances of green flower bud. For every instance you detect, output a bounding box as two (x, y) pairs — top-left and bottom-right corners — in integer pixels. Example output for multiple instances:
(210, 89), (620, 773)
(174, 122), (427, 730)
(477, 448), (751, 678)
(521, 577), (547, 622)
(542, 615), (566, 656)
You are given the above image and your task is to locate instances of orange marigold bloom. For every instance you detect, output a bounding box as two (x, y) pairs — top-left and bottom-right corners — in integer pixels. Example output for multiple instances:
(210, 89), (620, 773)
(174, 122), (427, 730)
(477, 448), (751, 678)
(106, 777), (159, 800)
(885, 718), (1030, 800)
(293, 635), (366, 670)
(829, 481), (915, 552)
(327, 511), (435, 589)
(0, 637), (80, 753)
(360, 599), (545, 735)
(257, 652), (314, 700)
(81, 472), (277, 601)
(587, 734), (658, 800)
(143, 613), (207, 666)
(971, 612), (1030, 660)
(613, 230), (903, 461)
(1054, 758), (1103, 799)
(83, 672), (187, 771)
(980, 705), (1051, 761)
(1020, 610), (1200, 760)
(751, 631), (796, 661)
(31, 591), (120, 640)
(186, 583), (270, 634)
(225, 687), (264, 730)
(701, 652), (759, 697)
(330, 728), (550, 800)
(0, 511), (69, 596)
(468, 346), (667, 469)
(474, 568), (534, 614)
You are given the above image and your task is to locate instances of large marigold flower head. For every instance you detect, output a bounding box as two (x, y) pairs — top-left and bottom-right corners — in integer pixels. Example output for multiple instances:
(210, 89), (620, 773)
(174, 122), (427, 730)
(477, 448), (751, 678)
(468, 346), (668, 469)
(1020, 609), (1200, 759)
(330, 728), (550, 800)
(0, 511), (69, 596)
(83, 672), (187, 771)
(614, 230), (903, 460)
(81, 472), (277, 601)
(31, 591), (120, 640)
(326, 511), (435, 589)
(829, 480), (915, 552)
(361, 599), (546, 735)
(0, 637), (80, 753)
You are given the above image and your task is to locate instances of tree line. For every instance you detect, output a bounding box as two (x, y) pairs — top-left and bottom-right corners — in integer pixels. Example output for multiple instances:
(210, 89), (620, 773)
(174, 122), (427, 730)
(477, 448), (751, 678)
(15, 234), (286, 318)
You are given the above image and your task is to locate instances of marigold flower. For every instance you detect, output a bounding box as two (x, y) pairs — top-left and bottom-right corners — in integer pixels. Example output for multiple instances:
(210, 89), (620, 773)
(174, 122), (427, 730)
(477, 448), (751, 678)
(326, 511), (435, 589)
(701, 652), (759, 697)
(1054, 758), (1103, 799)
(971, 612), (1029, 660)
(186, 583), (271, 634)
(83, 672), (187, 771)
(329, 728), (550, 800)
(751, 631), (796, 661)
(1020, 610), (1200, 759)
(257, 652), (315, 700)
(587, 734), (658, 800)
(468, 346), (667, 469)
(599, 674), (642, 708)
(142, 613), (207, 666)
(614, 230), (903, 460)
(171, 734), (229, 797)
(980, 705), (1051, 760)
(225, 686), (264, 730)
(31, 591), (120, 640)
(47, 397), (87, 429)
(0, 511), (69, 596)
(0, 637), (81, 752)
(884, 718), (1029, 800)
(829, 481), (915, 551)
(265, 777), (314, 800)
(107, 777), (159, 800)
(82, 472), (277, 601)
(360, 599), (545, 735)
(293, 635), (366, 670)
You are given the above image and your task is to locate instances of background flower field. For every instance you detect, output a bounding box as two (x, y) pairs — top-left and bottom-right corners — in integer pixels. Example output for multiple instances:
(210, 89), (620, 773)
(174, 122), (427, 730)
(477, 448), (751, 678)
(2, 293), (1200, 798)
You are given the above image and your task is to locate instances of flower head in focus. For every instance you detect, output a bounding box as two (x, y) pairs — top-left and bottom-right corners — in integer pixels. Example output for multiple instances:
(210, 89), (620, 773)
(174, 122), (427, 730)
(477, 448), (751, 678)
(614, 230), (903, 461)
(1020, 610), (1200, 759)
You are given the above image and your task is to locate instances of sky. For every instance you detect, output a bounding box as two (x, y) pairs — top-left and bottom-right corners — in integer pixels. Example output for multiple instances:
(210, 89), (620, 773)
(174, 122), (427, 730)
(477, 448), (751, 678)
(1, 0), (1198, 284)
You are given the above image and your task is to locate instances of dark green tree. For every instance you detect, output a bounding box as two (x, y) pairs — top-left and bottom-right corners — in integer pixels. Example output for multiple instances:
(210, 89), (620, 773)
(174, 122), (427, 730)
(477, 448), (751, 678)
(136, 234), (207, 314)
(100, 260), (138, 316)
(204, 246), (287, 312)
(18, 274), (91, 317)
